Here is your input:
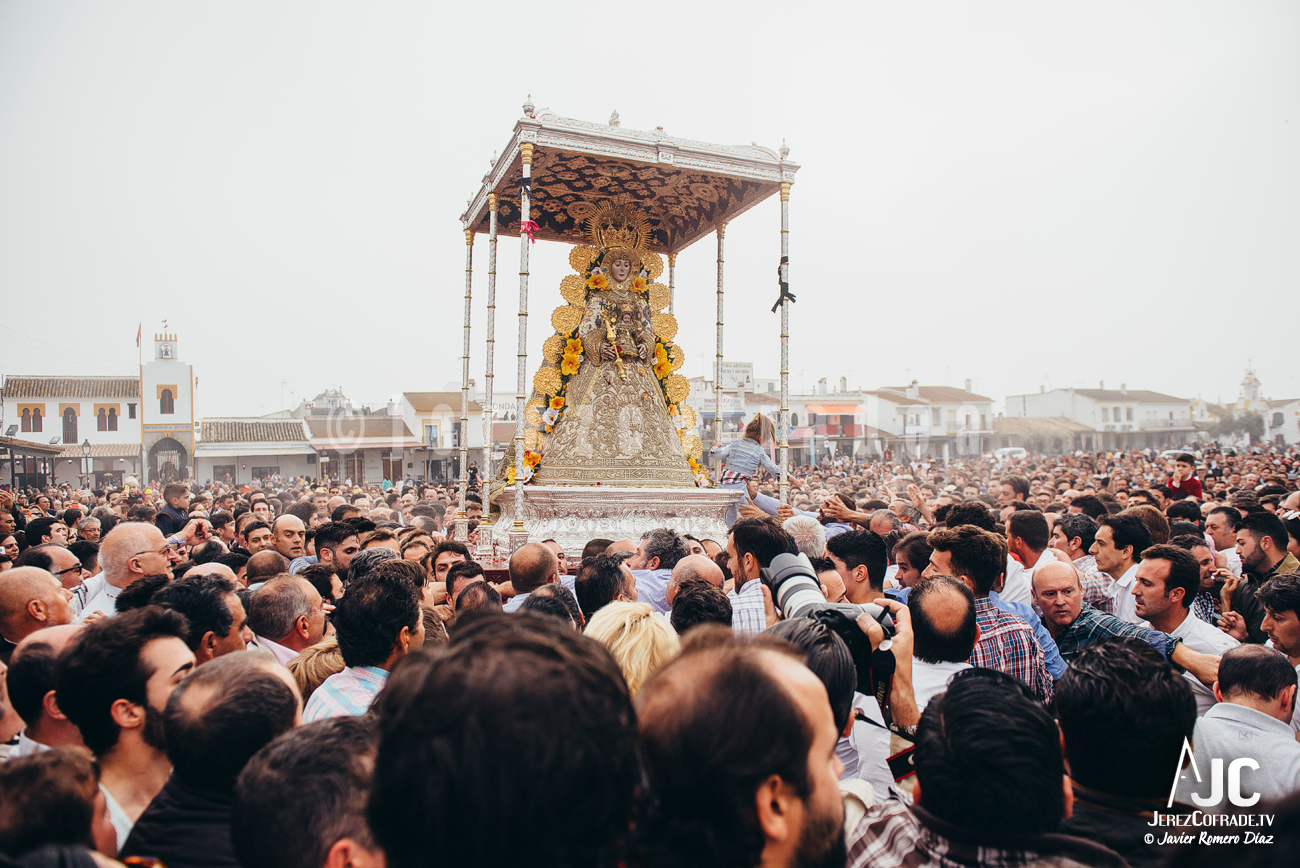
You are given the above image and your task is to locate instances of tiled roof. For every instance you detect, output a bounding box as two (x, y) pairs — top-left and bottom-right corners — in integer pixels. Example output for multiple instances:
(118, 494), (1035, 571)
(1069, 388), (1186, 404)
(4, 376), (139, 399)
(201, 419), (309, 443)
(405, 392), (483, 413)
(994, 417), (1095, 435)
(0, 436), (65, 456)
(861, 390), (927, 406)
(880, 385), (994, 404)
(59, 443), (143, 458)
(305, 415), (417, 441)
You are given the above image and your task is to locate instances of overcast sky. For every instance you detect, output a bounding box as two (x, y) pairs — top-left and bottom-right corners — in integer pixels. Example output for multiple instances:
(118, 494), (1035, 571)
(2, 1), (1297, 419)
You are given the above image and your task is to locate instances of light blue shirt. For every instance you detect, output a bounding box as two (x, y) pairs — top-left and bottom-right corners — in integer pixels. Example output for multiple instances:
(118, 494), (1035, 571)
(502, 574), (577, 612)
(632, 568), (673, 614)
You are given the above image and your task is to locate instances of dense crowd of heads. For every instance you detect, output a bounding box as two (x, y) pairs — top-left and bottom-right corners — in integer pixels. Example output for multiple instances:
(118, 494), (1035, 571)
(1, 441), (1299, 866)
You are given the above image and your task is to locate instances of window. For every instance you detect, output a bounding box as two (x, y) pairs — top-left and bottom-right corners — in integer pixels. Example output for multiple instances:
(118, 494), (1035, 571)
(424, 423), (439, 446)
(790, 413), (798, 427)
(97, 408), (108, 431)
(1113, 407), (1121, 422)
(1126, 408), (1133, 421)
(931, 409), (942, 426)
(979, 414), (987, 430)
(1273, 412), (1284, 428)
(20, 408), (31, 433)
(62, 408), (77, 444)
(128, 403), (136, 420)
(160, 389), (174, 415)
(108, 408), (117, 431)
(251, 466), (280, 479)
(1101, 408), (1109, 422)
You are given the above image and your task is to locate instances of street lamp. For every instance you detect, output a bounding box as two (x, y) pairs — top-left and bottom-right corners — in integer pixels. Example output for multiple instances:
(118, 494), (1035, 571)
(81, 439), (91, 489)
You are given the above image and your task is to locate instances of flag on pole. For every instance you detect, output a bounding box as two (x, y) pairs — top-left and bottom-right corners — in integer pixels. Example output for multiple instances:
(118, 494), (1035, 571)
(136, 324), (142, 348)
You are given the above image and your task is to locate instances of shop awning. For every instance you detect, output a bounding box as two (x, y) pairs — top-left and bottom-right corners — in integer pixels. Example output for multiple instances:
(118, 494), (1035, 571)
(806, 404), (862, 415)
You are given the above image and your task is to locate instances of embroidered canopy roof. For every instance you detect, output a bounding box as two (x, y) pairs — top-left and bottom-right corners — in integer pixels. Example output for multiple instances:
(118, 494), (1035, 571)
(460, 104), (799, 254)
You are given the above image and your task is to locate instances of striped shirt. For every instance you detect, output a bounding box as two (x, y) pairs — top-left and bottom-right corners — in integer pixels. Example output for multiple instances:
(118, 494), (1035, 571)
(970, 598), (1054, 704)
(303, 665), (388, 722)
(729, 577), (767, 635)
(1072, 555), (1115, 614)
(847, 796), (1127, 868)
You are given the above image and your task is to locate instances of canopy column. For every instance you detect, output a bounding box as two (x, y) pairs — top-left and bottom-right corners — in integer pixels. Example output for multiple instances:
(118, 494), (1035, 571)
(510, 142), (535, 552)
(778, 181), (791, 505)
(667, 252), (677, 315)
(478, 193), (499, 557)
(713, 225), (726, 452)
(456, 229), (474, 542)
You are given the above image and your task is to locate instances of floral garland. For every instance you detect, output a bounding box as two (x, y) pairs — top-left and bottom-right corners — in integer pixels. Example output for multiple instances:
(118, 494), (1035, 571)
(519, 252), (711, 488)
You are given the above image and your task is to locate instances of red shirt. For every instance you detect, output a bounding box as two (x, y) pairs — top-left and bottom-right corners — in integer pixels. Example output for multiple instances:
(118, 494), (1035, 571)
(1168, 475), (1202, 499)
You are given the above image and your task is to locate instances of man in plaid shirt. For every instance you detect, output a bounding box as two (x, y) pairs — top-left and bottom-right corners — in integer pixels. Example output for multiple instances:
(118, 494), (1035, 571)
(847, 669), (1126, 868)
(1051, 513), (1115, 613)
(1032, 561), (1223, 686)
(924, 525), (1055, 704)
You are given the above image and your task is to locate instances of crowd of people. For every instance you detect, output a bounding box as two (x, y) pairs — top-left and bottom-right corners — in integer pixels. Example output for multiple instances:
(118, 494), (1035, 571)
(1, 436), (1299, 868)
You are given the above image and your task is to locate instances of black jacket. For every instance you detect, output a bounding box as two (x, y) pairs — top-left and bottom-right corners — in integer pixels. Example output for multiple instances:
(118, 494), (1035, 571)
(1061, 784), (1193, 868)
(120, 779), (237, 868)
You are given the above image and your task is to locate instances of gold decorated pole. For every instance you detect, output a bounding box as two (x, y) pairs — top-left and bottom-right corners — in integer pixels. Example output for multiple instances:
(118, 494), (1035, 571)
(713, 225), (726, 458)
(456, 228), (474, 542)
(779, 178), (792, 505)
(667, 252), (677, 314)
(510, 140), (535, 552)
(483, 193), (499, 490)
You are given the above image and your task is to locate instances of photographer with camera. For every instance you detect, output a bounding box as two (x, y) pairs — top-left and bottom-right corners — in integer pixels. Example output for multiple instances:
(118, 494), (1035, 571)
(725, 517), (796, 635)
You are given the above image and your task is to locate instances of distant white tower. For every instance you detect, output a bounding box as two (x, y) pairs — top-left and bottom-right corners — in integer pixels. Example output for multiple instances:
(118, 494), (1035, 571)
(140, 331), (195, 481)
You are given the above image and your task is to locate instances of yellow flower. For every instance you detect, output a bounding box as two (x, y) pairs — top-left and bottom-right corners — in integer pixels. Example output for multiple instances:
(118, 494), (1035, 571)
(587, 273), (609, 290)
(632, 276), (647, 292)
(524, 450), (542, 467)
(549, 396), (565, 410)
(654, 357), (672, 378)
(560, 353), (582, 376)
(655, 343), (669, 363)
(565, 337), (583, 356)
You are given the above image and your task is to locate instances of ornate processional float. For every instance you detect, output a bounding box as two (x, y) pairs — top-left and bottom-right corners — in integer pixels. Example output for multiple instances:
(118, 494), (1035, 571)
(455, 99), (799, 555)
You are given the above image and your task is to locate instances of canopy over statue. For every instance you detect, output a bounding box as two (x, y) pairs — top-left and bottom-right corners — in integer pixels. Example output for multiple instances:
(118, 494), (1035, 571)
(456, 101), (799, 553)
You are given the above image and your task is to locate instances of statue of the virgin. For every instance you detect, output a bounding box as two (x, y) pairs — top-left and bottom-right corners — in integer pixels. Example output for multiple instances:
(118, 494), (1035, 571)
(521, 200), (703, 488)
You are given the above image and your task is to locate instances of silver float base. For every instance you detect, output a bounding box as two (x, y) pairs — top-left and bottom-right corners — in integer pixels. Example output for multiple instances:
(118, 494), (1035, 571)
(490, 485), (742, 557)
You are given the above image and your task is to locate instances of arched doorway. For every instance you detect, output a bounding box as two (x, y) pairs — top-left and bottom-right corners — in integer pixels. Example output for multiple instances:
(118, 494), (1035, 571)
(149, 437), (189, 483)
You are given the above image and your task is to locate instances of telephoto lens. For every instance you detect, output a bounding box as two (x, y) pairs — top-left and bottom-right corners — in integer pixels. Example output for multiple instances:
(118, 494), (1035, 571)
(760, 552), (895, 647)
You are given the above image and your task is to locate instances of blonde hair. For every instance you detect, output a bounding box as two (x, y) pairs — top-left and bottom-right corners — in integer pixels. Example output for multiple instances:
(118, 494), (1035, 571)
(286, 636), (345, 701)
(584, 601), (680, 698)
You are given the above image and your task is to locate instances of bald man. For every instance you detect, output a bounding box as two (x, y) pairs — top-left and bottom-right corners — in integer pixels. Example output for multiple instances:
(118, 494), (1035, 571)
(245, 550), (290, 589)
(502, 542), (561, 613)
(272, 515), (307, 560)
(85, 522), (181, 620)
(0, 568), (75, 653)
(666, 554), (725, 607)
(6, 624), (84, 755)
(907, 575), (978, 711)
(604, 540), (637, 556)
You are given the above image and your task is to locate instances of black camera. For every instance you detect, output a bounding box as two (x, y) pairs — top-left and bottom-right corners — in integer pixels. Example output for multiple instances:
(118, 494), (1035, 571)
(760, 552), (898, 703)
(760, 552), (896, 647)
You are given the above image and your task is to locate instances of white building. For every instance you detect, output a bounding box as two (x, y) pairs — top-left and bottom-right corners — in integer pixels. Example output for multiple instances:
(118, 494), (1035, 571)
(400, 391), (487, 483)
(194, 419), (317, 485)
(140, 332), (196, 482)
(1, 374), (144, 487)
(1004, 383), (1196, 450)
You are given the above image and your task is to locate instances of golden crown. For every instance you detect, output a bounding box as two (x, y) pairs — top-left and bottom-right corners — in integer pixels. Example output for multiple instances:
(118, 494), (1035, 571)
(585, 198), (651, 255)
